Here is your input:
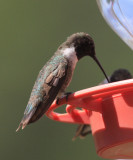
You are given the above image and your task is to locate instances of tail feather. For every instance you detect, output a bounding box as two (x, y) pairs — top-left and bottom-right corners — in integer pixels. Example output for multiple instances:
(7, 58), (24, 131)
(72, 125), (84, 141)
(72, 125), (91, 140)
(16, 107), (36, 132)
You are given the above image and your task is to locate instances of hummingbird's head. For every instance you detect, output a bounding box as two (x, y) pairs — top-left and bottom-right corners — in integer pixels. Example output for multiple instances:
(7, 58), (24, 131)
(110, 69), (132, 82)
(66, 32), (95, 60)
(60, 32), (110, 83)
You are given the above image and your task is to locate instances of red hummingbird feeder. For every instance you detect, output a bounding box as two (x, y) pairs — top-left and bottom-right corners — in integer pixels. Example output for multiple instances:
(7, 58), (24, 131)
(46, 79), (133, 159)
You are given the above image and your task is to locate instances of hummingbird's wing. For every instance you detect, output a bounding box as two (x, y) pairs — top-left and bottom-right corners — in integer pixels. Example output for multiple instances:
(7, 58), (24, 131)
(73, 69), (133, 140)
(16, 56), (68, 131)
(73, 78), (110, 140)
(72, 125), (91, 140)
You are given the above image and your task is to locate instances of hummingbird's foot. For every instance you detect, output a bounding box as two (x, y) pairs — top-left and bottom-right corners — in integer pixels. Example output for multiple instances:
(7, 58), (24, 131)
(56, 92), (73, 105)
(64, 92), (73, 101)
(56, 98), (60, 105)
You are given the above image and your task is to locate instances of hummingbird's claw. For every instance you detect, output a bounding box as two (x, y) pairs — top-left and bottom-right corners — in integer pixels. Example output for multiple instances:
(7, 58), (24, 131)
(56, 98), (60, 105)
(56, 92), (73, 105)
(64, 92), (73, 101)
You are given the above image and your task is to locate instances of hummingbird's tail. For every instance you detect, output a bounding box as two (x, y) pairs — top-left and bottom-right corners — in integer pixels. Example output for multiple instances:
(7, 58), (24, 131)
(16, 107), (36, 132)
(72, 124), (91, 140)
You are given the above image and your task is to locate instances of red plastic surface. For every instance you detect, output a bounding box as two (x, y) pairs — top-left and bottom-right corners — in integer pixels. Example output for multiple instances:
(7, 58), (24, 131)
(45, 79), (133, 159)
(46, 79), (133, 124)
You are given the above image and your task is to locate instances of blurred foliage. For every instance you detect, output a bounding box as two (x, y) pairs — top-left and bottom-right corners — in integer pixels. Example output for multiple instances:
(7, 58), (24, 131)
(1, 0), (133, 160)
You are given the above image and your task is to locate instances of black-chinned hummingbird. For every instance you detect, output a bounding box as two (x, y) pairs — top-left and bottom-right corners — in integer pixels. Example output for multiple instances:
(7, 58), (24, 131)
(73, 68), (132, 140)
(16, 32), (109, 131)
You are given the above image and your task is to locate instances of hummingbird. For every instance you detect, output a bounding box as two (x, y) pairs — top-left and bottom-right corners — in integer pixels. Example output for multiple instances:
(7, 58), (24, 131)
(16, 32), (110, 131)
(73, 68), (132, 140)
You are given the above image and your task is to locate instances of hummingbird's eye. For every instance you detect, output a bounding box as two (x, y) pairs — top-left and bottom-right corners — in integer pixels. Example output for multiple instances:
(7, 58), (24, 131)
(89, 41), (94, 47)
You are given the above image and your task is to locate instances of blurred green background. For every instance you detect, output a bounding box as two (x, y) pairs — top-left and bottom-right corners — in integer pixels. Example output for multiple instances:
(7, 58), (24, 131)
(1, 0), (133, 160)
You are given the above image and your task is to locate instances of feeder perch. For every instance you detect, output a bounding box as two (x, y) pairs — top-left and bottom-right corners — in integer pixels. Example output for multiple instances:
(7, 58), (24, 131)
(46, 79), (133, 159)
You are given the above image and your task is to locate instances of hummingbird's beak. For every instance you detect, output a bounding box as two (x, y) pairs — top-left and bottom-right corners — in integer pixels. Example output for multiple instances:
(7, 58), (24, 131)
(92, 55), (110, 83)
